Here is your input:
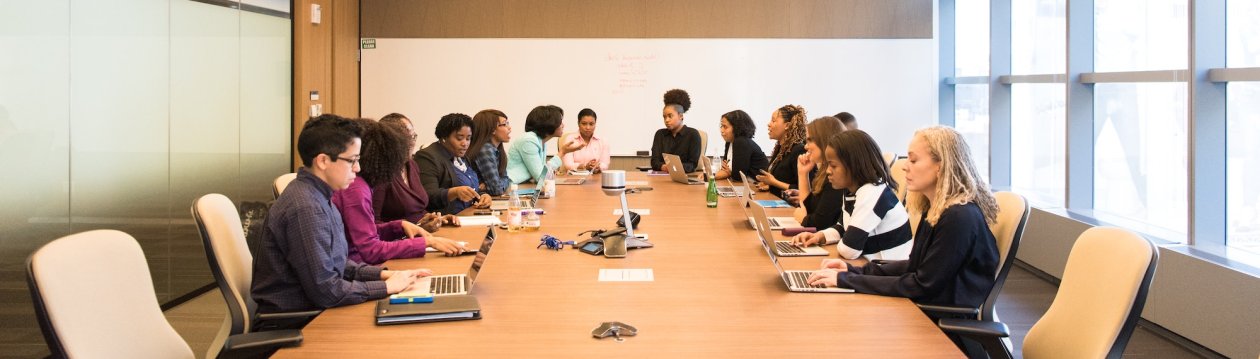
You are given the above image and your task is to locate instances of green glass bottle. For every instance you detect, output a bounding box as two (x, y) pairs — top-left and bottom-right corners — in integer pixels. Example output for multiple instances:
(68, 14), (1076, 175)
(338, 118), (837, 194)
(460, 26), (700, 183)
(706, 172), (719, 208)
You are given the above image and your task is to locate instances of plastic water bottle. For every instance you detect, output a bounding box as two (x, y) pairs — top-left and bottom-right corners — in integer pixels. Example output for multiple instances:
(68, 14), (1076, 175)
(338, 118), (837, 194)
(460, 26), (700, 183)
(543, 163), (557, 198)
(507, 184), (522, 232)
(523, 207), (541, 231)
(706, 172), (719, 208)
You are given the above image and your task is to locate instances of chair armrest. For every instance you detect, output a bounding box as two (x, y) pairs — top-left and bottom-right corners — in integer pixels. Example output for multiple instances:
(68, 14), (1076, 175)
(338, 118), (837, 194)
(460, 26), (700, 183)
(256, 310), (321, 321)
(938, 318), (1010, 339)
(223, 329), (303, 351)
(917, 303), (981, 316)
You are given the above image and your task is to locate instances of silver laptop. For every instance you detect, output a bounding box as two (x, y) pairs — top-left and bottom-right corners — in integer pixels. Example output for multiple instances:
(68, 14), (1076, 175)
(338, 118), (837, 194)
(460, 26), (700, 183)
(663, 153), (705, 185)
(555, 177), (585, 185)
(749, 208), (852, 293)
(750, 201), (827, 257)
(412, 227), (497, 296)
(737, 172), (801, 230)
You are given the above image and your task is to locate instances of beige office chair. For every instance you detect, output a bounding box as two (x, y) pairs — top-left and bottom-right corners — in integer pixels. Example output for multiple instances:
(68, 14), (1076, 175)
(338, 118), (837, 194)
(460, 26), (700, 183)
(940, 226), (1159, 359)
(882, 152), (897, 168)
(273, 173), (297, 199)
(27, 230), (195, 359)
(888, 158), (909, 202)
(919, 192), (1029, 322)
(697, 129), (709, 159)
(193, 194), (312, 358)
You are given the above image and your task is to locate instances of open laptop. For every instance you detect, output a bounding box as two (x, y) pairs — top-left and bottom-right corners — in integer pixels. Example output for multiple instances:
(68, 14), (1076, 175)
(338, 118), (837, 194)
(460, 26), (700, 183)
(749, 201), (827, 257)
(408, 227), (498, 296)
(737, 172), (801, 230)
(555, 177), (585, 185)
(748, 209), (851, 293)
(663, 153), (705, 185)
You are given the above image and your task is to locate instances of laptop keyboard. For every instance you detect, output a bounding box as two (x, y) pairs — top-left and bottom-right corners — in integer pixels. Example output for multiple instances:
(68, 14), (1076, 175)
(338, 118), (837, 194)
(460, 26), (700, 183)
(768, 218), (780, 227)
(429, 275), (463, 294)
(789, 271), (826, 289)
(776, 241), (805, 254)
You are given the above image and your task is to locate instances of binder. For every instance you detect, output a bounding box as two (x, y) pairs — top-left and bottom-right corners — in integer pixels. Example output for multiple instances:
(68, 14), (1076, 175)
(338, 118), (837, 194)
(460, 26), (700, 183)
(374, 294), (482, 325)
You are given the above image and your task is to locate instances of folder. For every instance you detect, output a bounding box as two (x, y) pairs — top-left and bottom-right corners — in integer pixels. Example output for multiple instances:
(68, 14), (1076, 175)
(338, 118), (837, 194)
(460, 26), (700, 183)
(375, 294), (482, 325)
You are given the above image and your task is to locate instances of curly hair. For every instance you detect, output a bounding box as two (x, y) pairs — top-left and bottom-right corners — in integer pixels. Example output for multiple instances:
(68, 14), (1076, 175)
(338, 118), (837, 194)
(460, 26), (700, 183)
(722, 110), (756, 139)
(435, 113), (474, 140)
(805, 116), (846, 194)
(351, 118), (410, 188)
(904, 126), (998, 225)
(769, 104), (807, 168)
(663, 89), (691, 114)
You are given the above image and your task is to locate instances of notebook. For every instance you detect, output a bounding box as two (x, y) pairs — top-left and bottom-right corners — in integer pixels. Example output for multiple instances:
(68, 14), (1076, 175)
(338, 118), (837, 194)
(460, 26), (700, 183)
(374, 294), (482, 325)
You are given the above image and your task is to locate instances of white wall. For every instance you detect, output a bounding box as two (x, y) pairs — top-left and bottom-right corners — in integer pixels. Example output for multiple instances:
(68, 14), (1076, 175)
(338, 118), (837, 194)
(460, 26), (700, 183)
(361, 38), (937, 157)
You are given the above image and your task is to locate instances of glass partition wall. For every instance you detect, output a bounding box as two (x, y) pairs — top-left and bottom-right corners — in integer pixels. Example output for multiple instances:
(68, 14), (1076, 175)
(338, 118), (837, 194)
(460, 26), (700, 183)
(0, 1), (291, 356)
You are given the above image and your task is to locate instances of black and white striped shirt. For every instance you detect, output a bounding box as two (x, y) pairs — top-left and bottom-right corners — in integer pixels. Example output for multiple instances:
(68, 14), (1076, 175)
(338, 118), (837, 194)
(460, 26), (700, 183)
(821, 182), (913, 259)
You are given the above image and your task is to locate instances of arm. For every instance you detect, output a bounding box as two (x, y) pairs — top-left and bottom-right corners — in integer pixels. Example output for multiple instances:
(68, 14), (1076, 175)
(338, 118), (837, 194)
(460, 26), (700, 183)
(801, 186), (844, 229)
(650, 131), (665, 171)
(731, 140), (752, 181)
(836, 209), (975, 300)
(682, 129), (702, 173)
(281, 204), (387, 308)
(472, 146), (508, 196)
(332, 183), (428, 265)
(518, 136), (549, 183)
(413, 151), (450, 211)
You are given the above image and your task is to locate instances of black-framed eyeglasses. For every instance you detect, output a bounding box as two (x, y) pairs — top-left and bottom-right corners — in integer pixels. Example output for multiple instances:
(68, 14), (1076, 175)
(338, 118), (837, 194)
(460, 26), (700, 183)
(498, 121), (510, 127)
(335, 156), (361, 166)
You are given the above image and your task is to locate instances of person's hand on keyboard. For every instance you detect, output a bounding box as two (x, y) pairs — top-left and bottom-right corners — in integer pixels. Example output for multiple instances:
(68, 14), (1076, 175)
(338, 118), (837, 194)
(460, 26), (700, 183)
(790, 231), (824, 247)
(820, 258), (849, 270)
(807, 268), (842, 288)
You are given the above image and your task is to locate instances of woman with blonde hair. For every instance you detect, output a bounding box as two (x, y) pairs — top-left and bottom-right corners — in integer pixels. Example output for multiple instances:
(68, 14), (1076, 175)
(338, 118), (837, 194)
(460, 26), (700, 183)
(806, 126), (998, 311)
(755, 104), (808, 198)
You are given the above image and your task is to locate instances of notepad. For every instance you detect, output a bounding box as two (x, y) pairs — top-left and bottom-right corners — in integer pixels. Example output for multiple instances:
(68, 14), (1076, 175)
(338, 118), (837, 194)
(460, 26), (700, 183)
(458, 215), (502, 226)
(754, 199), (792, 208)
(612, 209), (650, 215)
(598, 269), (654, 282)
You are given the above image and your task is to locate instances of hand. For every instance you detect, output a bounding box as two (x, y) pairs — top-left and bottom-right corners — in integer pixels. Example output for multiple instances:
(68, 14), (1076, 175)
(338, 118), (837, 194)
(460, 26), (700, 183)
(400, 220), (428, 239)
(585, 159), (598, 171)
(820, 258), (849, 270)
(807, 269), (842, 287)
(720, 160), (731, 173)
(797, 153), (815, 177)
(783, 189), (801, 206)
(562, 137), (586, 153)
(426, 236), (466, 256)
(450, 186), (478, 202)
(755, 182), (770, 191)
(418, 212), (442, 232)
(384, 270), (418, 293)
(791, 231), (824, 247)
(756, 170), (783, 190)
(445, 214), (461, 226)
(473, 194), (493, 208)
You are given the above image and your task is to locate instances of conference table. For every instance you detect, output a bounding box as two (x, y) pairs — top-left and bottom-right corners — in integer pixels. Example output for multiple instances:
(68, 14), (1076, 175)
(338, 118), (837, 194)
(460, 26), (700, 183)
(274, 173), (963, 358)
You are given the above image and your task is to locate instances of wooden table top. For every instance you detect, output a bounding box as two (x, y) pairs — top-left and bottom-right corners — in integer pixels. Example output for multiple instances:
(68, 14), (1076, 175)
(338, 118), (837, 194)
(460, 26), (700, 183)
(274, 173), (963, 358)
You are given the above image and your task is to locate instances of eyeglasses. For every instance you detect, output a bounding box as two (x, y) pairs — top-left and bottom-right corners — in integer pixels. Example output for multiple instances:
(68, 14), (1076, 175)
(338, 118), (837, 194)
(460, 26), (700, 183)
(335, 155), (361, 166)
(498, 121), (510, 128)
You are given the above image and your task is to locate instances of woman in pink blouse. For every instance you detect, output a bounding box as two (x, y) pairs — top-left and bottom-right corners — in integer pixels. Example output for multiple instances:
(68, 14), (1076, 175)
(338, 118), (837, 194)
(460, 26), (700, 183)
(332, 118), (466, 265)
(561, 108), (611, 173)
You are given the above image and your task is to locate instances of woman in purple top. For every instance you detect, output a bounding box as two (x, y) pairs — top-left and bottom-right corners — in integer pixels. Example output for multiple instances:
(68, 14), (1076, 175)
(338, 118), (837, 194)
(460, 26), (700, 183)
(375, 113), (458, 232)
(332, 118), (466, 265)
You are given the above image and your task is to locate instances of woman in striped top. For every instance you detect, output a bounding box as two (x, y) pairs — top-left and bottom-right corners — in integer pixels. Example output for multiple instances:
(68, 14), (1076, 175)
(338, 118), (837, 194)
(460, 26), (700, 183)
(790, 130), (912, 260)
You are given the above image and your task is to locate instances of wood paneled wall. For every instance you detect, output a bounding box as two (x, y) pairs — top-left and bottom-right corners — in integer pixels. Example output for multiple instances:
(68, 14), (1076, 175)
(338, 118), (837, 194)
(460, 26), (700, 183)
(293, 0), (360, 169)
(361, 0), (932, 39)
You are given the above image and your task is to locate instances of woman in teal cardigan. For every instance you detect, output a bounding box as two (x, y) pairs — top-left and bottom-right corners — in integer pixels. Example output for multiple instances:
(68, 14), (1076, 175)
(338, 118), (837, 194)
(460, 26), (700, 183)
(507, 105), (584, 184)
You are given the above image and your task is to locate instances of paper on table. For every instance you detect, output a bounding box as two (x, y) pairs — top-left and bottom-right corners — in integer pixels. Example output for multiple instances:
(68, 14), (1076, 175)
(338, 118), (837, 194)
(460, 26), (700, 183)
(626, 180), (649, 186)
(612, 208), (650, 215)
(425, 241), (468, 252)
(457, 215), (502, 226)
(598, 268), (655, 282)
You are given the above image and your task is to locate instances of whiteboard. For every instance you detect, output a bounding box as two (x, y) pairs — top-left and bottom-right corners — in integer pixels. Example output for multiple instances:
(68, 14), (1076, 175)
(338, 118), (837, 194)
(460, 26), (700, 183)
(361, 39), (936, 157)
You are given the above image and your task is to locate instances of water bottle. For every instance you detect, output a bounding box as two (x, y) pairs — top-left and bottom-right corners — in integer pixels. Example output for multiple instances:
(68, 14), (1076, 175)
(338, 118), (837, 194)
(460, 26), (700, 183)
(507, 183), (522, 232)
(543, 163), (557, 198)
(523, 207), (541, 231)
(706, 172), (719, 208)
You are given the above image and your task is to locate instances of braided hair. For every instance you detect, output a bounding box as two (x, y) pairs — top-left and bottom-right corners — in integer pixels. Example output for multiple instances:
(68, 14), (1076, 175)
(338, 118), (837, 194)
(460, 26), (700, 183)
(770, 104), (807, 168)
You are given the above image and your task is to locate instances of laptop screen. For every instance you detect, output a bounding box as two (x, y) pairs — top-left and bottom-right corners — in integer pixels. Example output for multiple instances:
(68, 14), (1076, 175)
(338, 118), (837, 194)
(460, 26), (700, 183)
(465, 227), (497, 287)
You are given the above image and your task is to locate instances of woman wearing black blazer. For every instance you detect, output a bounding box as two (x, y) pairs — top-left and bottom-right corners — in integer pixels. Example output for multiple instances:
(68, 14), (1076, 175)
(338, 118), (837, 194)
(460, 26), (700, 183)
(414, 113), (492, 214)
(714, 110), (768, 182)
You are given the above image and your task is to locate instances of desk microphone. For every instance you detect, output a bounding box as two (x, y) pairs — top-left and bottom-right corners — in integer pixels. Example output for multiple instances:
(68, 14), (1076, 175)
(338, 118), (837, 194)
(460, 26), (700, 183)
(601, 171), (632, 258)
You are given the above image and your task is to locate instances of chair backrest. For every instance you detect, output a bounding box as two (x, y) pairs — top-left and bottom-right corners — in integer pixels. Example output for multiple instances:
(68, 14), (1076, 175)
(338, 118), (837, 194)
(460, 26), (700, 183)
(888, 158), (909, 202)
(27, 230), (194, 359)
(980, 191), (1030, 320)
(193, 193), (257, 334)
(697, 129), (709, 159)
(882, 152), (896, 168)
(273, 173), (297, 199)
(1022, 226), (1159, 359)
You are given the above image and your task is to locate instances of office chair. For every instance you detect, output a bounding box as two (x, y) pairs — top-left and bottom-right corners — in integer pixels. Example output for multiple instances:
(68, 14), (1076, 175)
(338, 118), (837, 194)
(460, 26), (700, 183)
(193, 194), (317, 357)
(27, 230), (299, 359)
(918, 191), (1029, 322)
(888, 158), (909, 203)
(882, 152), (897, 168)
(273, 173), (297, 199)
(938, 226), (1159, 359)
(697, 129), (708, 162)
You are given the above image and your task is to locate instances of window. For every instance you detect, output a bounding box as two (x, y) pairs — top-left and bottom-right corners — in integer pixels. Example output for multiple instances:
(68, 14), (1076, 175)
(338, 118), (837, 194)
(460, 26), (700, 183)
(1226, 0), (1260, 256)
(1091, 0), (1188, 238)
(1009, 0), (1066, 207)
(955, 0), (990, 179)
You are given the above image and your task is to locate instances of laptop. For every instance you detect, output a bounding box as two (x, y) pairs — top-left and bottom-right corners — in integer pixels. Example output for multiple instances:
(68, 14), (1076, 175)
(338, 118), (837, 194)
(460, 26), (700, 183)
(408, 227), (498, 296)
(749, 208), (852, 293)
(555, 177), (585, 185)
(749, 201), (827, 257)
(737, 172), (801, 230)
(663, 153), (705, 185)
